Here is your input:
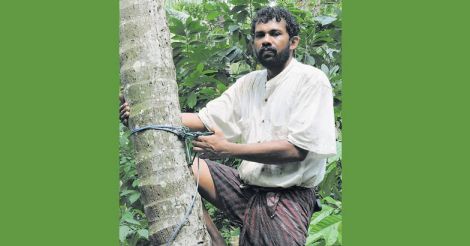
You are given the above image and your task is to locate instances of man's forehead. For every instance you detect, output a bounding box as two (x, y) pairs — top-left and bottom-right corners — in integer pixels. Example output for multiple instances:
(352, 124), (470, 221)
(254, 19), (287, 32)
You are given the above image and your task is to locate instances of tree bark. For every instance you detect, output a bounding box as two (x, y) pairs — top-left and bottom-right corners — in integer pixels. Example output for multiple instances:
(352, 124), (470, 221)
(119, 0), (210, 245)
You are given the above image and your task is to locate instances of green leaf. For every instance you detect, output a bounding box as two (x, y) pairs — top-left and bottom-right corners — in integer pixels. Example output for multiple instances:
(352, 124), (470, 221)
(323, 196), (342, 208)
(187, 93), (197, 108)
(120, 189), (135, 197)
(216, 83), (227, 92)
(310, 215), (342, 233)
(305, 54), (316, 66)
(310, 205), (334, 225)
(119, 225), (132, 242)
(228, 25), (240, 33)
(315, 16), (337, 26)
(200, 88), (216, 96)
(121, 210), (141, 226)
(207, 11), (219, 21)
(202, 69), (217, 75)
(169, 16), (186, 36)
(196, 63), (204, 72)
(128, 192), (141, 204)
(321, 64), (329, 74)
(137, 229), (149, 239)
(307, 215), (342, 246)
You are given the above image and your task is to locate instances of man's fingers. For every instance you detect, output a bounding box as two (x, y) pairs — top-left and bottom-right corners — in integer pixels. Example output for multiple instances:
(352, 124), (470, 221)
(120, 111), (130, 119)
(119, 104), (130, 118)
(193, 147), (204, 152)
(192, 140), (209, 149)
(119, 102), (128, 111)
(120, 108), (129, 117)
(197, 135), (209, 142)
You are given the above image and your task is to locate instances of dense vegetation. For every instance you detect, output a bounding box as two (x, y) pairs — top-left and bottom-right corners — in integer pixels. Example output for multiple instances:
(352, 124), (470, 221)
(119, 0), (342, 245)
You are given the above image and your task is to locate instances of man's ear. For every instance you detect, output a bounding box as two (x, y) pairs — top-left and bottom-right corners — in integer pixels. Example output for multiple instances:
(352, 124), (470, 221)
(289, 36), (300, 50)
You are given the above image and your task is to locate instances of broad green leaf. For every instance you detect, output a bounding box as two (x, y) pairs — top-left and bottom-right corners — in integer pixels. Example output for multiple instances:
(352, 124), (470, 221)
(196, 63), (204, 72)
(132, 179), (140, 188)
(124, 215), (141, 226)
(315, 16), (337, 26)
(168, 16), (186, 36)
(310, 205), (334, 225)
(119, 225), (132, 242)
(120, 189), (135, 197)
(129, 192), (141, 204)
(305, 54), (316, 65)
(137, 229), (149, 239)
(310, 215), (342, 233)
(307, 215), (342, 246)
(217, 83), (227, 92)
(187, 93), (197, 108)
(200, 88), (216, 96)
(229, 25), (240, 33)
(321, 64), (330, 74)
(323, 196), (342, 208)
(202, 69), (218, 75)
(207, 11), (219, 21)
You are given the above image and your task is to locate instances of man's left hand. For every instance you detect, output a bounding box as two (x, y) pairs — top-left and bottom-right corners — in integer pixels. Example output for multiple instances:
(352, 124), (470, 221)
(192, 127), (231, 159)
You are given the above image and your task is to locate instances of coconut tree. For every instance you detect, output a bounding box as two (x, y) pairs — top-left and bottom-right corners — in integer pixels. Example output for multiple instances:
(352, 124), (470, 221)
(119, 0), (210, 244)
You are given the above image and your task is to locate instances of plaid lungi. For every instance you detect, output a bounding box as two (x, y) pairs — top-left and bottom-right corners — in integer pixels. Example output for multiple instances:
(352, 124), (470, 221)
(205, 160), (319, 246)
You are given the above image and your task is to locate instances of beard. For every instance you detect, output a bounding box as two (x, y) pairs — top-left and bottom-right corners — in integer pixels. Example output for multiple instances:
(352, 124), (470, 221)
(255, 43), (291, 69)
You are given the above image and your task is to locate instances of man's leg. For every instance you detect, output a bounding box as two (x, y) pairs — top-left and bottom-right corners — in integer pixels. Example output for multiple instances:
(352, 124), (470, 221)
(191, 158), (226, 246)
(239, 188), (317, 246)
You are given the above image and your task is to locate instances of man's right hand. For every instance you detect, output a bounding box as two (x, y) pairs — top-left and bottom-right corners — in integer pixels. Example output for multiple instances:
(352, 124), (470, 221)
(119, 93), (130, 127)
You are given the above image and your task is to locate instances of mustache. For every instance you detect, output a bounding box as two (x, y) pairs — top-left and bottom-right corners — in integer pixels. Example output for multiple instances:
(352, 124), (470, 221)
(260, 47), (277, 54)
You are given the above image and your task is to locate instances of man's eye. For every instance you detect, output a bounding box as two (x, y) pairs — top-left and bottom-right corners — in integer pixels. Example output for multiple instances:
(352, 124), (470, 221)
(255, 33), (265, 38)
(271, 32), (281, 36)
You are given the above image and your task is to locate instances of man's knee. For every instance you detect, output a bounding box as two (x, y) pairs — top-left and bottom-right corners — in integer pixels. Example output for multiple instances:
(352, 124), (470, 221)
(191, 157), (205, 180)
(191, 158), (218, 205)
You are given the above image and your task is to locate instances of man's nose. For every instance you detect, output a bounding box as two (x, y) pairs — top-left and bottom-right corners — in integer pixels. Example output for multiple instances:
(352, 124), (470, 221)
(262, 34), (273, 46)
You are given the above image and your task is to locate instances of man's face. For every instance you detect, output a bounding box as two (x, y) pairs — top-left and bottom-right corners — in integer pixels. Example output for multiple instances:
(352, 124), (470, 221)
(253, 19), (298, 69)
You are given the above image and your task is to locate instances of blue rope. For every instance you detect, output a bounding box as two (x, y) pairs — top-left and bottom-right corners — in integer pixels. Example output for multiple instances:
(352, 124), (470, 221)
(130, 125), (212, 245)
(167, 153), (200, 246)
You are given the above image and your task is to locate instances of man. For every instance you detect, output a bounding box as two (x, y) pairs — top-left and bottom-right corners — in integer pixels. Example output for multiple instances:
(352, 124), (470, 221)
(121, 7), (336, 246)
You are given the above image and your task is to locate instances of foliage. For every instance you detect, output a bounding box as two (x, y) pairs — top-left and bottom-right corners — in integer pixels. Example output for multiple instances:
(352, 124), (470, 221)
(119, 0), (342, 245)
(119, 124), (149, 245)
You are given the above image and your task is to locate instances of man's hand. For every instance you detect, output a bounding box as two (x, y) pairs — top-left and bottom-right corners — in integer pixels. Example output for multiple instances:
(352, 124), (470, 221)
(192, 127), (232, 159)
(119, 92), (130, 127)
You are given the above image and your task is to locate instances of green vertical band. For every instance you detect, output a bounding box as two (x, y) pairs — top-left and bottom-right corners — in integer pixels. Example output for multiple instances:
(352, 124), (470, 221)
(0, 0), (119, 245)
(344, 0), (470, 245)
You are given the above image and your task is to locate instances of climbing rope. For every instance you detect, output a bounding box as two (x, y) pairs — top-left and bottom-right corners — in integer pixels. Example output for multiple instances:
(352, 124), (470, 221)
(131, 125), (213, 164)
(130, 125), (213, 245)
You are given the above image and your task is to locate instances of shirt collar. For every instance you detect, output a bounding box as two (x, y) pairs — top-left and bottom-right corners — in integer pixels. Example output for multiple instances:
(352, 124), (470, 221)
(264, 58), (298, 92)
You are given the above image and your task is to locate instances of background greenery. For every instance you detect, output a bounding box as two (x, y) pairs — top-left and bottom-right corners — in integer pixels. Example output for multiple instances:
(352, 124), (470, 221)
(119, 0), (342, 245)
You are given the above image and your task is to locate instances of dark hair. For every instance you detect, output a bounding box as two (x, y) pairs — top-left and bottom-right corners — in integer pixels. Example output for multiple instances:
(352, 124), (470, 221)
(251, 7), (300, 38)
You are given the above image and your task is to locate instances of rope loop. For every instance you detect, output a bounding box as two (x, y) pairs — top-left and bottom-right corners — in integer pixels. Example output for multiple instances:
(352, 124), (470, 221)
(130, 125), (213, 165)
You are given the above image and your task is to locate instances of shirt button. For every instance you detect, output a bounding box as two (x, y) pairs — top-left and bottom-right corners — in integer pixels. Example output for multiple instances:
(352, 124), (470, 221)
(261, 120), (265, 123)
(264, 98), (268, 102)
(257, 140), (261, 143)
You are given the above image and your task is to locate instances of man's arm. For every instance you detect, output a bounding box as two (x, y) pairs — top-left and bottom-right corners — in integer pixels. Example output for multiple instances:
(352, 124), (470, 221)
(192, 128), (308, 164)
(119, 97), (206, 131)
(226, 140), (308, 164)
(181, 113), (207, 131)
(120, 100), (303, 164)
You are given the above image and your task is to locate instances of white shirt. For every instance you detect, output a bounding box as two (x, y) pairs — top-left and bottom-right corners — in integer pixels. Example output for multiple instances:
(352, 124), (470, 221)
(198, 59), (336, 188)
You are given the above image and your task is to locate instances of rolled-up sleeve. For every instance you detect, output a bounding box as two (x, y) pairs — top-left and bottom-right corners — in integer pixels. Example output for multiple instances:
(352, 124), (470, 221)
(287, 76), (337, 157)
(198, 80), (242, 143)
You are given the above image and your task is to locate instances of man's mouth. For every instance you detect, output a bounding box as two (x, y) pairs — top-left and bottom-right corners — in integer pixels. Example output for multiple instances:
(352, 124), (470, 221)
(261, 49), (276, 56)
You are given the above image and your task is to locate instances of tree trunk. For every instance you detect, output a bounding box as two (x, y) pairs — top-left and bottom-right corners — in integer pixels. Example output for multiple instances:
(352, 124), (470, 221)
(119, 0), (211, 245)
